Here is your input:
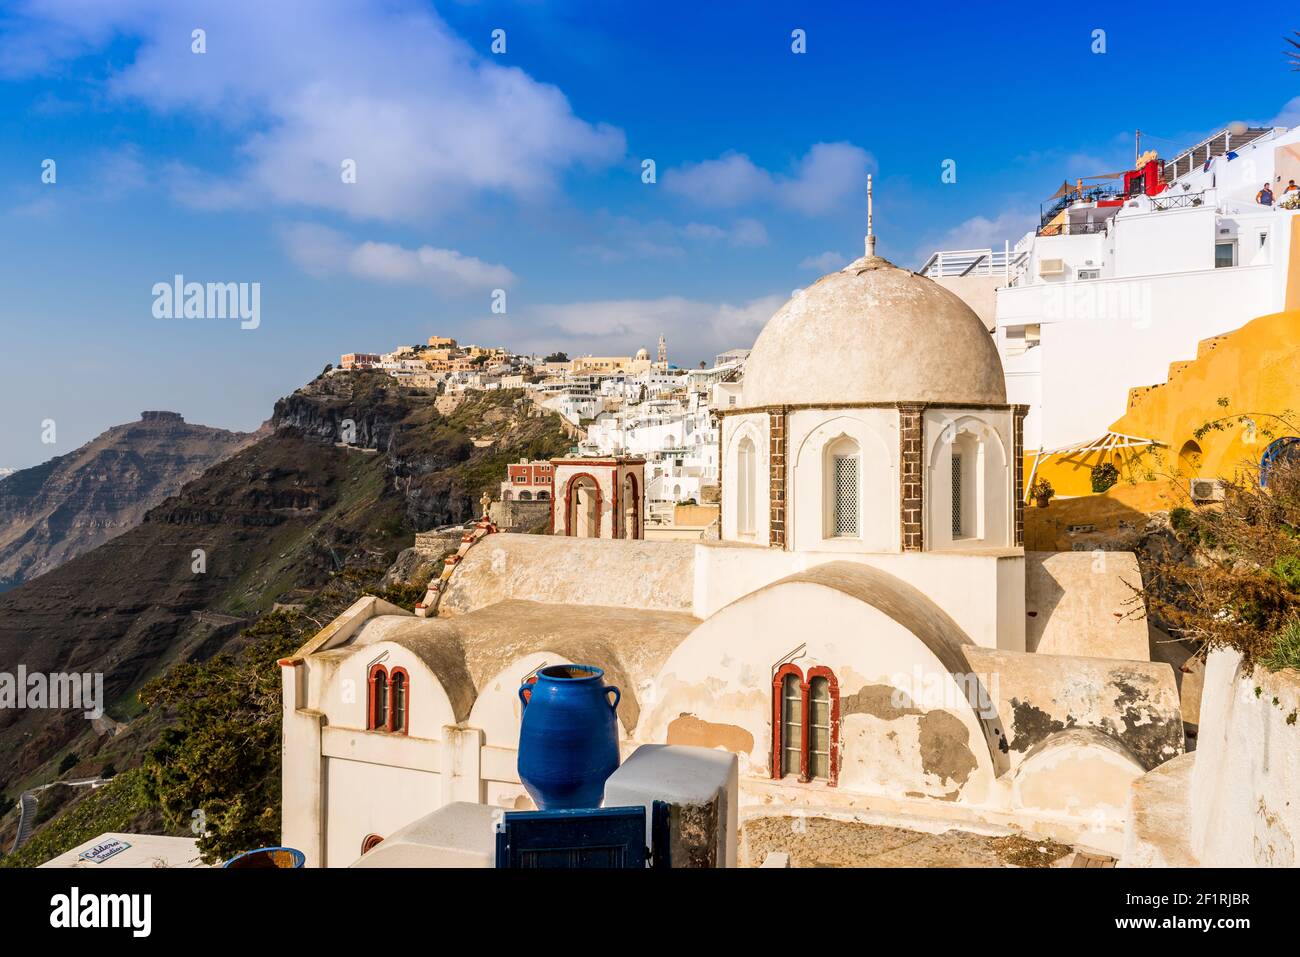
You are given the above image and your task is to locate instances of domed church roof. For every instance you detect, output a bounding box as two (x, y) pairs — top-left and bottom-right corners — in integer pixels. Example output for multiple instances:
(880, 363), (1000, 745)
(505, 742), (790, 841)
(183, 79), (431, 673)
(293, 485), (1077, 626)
(740, 253), (1007, 409)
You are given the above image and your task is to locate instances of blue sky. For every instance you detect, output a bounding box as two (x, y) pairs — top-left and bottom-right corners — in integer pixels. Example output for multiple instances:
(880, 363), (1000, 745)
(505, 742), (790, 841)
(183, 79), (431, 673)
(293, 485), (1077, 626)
(1, 0), (1297, 468)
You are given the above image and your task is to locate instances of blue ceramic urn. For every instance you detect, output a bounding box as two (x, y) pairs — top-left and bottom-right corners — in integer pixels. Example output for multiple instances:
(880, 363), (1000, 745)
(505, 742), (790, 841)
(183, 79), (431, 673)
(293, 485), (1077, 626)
(517, 664), (621, 810)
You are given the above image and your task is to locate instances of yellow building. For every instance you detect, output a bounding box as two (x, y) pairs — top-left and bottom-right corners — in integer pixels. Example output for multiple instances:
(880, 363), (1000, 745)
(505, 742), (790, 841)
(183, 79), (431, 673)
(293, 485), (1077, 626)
(1027, 217), (1300, 507)
(1028, 307), (1300, 499)
(569, 355), (634, 374)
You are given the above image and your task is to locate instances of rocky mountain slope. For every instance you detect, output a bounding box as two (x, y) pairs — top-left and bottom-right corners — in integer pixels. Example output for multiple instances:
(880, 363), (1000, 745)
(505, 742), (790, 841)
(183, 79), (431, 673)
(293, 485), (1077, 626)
(0, 372), (570, 792)
(0, 412), (261, 591)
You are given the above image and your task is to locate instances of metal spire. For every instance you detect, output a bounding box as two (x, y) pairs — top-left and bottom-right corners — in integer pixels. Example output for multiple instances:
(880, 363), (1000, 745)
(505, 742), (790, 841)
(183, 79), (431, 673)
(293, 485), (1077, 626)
(865, 173), (877, 258)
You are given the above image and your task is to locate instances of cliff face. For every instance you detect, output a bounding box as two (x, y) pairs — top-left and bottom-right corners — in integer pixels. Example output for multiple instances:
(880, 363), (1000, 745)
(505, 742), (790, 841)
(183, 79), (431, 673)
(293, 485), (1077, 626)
(0, 373), (571, 783)
(0, 412), (261, 590)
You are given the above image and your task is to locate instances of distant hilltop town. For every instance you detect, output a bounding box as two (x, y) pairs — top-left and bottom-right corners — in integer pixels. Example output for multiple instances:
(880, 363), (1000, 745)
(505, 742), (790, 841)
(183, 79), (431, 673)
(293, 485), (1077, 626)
(336, 334), (750, 529)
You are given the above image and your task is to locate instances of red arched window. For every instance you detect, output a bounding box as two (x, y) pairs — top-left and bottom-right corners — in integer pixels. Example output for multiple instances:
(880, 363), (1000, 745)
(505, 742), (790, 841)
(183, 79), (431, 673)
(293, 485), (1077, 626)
(368, 663), (413, 733)
(368, 664), (389, 731)
(770, 664), (840, 786)
(361, 834), (384, 855)
(388, 667), (409, 734)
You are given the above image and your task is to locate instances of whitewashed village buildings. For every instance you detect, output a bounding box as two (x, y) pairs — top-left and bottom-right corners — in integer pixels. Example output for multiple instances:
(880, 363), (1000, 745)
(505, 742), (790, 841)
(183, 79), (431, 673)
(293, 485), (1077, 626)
(922, 123), (1300, 455)
(282, 235), (1185, 867)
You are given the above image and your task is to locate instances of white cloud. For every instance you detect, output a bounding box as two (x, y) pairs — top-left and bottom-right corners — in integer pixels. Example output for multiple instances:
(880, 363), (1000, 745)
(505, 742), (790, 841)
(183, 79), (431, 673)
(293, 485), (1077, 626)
(3, 1), (625, 223)
(95, 145), (148, 199)
(728, 218), (769, 247)
(489, 293), (787, 365)
(799, 250), (846, 272)
(280, 223), (514, 290)
(664, 153), (775, 208)
(1272, 96), (1300, 129)
(684, 218), (767, 247)
(576, 215), (769, 263)
(664, 143), (873, 215)
(279, 223), (352, 278)
(681, 222), (727, 241)
(909, 209), (1038, 270)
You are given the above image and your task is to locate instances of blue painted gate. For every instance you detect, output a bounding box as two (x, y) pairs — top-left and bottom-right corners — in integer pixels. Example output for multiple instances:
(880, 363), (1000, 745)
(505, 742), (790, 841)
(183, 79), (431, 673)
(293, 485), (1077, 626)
(494, 805), (651, 868)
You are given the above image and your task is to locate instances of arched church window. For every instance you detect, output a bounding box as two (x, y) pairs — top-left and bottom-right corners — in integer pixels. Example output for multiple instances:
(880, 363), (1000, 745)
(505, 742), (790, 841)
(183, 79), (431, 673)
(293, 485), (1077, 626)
(826, 438), (860, 538)
(808, 675), (832, 780)
(950, 452), (964, 538)
(737, 436), (756, 535)
(367, 664), (388, 731)
(623, 473), (639, 539)
(389, 668), (409, 734)
(781, 671), (803, 779)
(770, 664), (840, 786)
(948, 431), (980, 542)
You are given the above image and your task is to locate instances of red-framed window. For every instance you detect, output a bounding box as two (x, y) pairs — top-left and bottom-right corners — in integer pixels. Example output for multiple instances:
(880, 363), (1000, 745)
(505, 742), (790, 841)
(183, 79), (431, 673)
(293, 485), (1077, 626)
(389, 667), (409, 734)
(368, 664), (388, 730)
(367, 663), (410, 734)
(770, 664), (840, 786)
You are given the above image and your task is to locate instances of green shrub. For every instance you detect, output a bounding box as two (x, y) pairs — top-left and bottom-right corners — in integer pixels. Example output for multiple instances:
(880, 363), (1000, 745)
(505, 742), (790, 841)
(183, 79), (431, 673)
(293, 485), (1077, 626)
(1261, 618), (1300, 672)
(1269, 555), (1300, 592)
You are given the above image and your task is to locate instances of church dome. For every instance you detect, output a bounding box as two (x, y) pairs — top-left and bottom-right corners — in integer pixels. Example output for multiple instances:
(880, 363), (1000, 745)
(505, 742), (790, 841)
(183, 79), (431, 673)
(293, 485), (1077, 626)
(635, 347), (650, 361)
(740, 254), (1006, 408)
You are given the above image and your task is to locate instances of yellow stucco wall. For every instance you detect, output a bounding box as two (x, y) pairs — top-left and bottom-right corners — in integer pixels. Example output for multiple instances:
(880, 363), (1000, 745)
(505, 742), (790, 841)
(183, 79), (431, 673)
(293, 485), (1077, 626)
(1107, 308), (1300, 481)
(1027, 305), (1300, 506)
(1021, 215), (1300, 546)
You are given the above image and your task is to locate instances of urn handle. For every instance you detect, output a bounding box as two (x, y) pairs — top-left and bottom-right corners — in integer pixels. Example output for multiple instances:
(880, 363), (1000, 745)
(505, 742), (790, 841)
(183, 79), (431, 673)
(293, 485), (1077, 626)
(605, 685), (621, 711)
(518, 683), (531, 709)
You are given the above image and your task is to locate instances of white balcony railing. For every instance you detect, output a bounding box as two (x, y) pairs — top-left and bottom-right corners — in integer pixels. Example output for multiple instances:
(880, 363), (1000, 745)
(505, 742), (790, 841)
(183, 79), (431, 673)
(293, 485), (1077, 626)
(917, 247), (1028, 280)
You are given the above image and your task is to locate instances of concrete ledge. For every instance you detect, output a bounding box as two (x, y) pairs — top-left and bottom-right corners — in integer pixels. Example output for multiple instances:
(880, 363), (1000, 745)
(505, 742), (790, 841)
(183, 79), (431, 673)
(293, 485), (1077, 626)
(603, 744), (739, 867)
(965, 646), (1183, 772)
(440, 533), (695, 616)
(350, 802), (497, 868)
(1025, 551), (1149, 660)
(1119, 751), (1197, 868)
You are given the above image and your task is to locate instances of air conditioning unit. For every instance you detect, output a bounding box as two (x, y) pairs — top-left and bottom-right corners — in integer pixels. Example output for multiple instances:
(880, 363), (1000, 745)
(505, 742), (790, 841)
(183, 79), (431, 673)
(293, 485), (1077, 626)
(1038, 258), (1065, 276)
(1190, 478), (1226, 503)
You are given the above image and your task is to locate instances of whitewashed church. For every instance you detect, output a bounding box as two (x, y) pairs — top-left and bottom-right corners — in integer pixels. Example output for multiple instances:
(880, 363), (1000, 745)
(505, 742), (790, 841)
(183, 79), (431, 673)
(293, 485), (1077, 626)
(280, 232), (1183, 867)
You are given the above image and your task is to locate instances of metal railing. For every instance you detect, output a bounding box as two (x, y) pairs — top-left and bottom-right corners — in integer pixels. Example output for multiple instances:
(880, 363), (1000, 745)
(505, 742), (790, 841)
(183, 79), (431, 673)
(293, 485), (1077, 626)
(1160, 126), (1275, 183)
(1038, 185), (1120, 227)
(1036, 220), (1109, 237)
(1150, 191), (1207, 211)
(917, 247), (1027, 278)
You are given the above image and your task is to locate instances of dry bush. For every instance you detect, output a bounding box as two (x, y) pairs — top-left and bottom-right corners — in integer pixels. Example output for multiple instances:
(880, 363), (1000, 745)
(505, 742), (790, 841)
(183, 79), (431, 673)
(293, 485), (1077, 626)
(1142, 451), (1300, 670)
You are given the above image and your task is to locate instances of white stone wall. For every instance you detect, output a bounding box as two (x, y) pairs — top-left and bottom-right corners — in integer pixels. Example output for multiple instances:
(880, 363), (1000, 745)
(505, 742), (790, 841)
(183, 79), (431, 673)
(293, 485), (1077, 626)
(692, 542), (1024, 651)
(923, 408), (1014, 551)
(1189, 648), (1300, 866)
(786, 408), (898, 553)
(720, 412), (770, 545)
(636, 577), (998, 804)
